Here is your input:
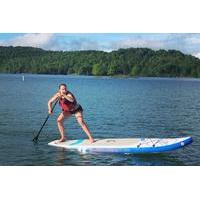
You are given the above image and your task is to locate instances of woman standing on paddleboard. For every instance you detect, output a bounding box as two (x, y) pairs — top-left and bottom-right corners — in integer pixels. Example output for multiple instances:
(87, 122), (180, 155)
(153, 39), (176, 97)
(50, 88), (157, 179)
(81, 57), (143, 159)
(48, 83), (94, 143)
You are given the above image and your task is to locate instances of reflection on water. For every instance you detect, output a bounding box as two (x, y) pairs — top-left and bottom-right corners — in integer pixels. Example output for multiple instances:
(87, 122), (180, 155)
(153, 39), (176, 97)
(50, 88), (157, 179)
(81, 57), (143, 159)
(55, 149), (70, 166)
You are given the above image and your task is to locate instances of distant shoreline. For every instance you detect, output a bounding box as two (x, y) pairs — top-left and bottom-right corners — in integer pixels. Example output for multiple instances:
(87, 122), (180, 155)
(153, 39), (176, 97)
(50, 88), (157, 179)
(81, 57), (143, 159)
(1, 72), (200, 80)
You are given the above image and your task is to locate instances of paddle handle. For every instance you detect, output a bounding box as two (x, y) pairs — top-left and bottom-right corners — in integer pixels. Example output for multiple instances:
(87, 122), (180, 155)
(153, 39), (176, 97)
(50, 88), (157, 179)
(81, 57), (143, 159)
(33, 99), (58, 142)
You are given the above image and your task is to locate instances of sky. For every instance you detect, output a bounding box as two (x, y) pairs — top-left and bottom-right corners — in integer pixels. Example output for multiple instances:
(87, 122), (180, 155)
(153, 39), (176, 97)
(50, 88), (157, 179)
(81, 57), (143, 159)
(0, 33), (200, 58)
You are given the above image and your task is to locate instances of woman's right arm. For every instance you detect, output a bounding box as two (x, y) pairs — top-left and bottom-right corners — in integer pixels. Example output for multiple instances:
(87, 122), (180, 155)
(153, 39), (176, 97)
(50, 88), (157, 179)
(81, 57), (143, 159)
(48, 93), (60, 114)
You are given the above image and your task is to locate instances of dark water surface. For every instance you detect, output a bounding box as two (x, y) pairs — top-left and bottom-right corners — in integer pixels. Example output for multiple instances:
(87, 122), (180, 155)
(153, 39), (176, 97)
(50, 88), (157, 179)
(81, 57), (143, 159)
(0, 74), (199, 165)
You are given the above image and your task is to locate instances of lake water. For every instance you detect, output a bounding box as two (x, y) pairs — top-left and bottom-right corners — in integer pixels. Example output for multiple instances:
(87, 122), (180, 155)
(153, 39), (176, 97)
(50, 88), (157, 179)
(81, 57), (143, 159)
(0, 74), (199, 165)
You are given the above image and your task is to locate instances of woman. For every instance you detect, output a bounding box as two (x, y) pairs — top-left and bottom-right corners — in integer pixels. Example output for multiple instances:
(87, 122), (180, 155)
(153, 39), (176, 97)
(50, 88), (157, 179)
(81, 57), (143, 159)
(48, 83), (94, 143)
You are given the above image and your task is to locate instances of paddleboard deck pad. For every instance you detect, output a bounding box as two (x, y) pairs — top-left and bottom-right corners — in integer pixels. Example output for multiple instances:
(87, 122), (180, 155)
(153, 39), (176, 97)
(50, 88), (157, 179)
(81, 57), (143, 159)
(48, 136), (192, 153)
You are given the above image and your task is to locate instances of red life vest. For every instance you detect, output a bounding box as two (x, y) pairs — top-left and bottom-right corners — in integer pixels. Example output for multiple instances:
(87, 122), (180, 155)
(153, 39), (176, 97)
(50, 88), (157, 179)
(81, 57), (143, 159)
(59, 92), (77, 112)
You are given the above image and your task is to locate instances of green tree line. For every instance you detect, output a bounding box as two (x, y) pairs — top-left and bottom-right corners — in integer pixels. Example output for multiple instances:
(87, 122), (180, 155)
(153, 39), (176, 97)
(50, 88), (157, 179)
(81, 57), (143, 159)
(0, 46), (200, 77)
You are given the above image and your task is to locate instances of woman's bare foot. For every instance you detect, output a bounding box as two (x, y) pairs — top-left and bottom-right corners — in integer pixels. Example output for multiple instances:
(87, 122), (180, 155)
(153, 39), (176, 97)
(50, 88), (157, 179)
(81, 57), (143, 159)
(89, 137), (94, 143)
(55, 137), (66, 144)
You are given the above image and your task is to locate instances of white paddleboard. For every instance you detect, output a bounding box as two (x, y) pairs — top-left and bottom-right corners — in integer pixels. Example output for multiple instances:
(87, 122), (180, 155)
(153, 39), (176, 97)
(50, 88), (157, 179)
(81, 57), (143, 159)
(48, 136), (192, 153)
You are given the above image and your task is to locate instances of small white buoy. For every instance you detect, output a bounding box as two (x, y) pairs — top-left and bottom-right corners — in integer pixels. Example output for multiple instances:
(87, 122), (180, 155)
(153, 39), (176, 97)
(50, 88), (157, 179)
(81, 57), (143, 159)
(22, 75), (25, 81)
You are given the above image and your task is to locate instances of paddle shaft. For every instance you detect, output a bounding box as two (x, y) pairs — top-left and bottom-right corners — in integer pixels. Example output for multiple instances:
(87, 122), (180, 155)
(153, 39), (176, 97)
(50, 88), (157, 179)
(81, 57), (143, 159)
(33, 99), (58, 142)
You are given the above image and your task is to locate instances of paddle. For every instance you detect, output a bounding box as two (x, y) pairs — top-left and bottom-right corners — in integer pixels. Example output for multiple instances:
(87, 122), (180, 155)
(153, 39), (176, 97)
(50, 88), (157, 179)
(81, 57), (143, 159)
(33, 99), (58, 143)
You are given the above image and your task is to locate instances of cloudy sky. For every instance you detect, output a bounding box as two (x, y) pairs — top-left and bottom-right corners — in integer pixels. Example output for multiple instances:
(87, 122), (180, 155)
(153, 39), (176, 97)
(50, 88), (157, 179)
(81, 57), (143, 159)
(0, 33), (200, 58)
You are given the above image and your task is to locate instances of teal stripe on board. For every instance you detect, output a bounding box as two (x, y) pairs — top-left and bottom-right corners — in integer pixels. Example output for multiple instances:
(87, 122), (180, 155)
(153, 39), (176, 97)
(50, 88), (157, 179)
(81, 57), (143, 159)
(69, 139), (84, 146)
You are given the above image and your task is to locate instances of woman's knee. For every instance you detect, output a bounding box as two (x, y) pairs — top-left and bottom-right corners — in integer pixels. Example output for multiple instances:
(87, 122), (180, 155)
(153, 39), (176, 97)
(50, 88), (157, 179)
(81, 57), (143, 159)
(57, 116), (64, 124)
(77, 118), (85, 126)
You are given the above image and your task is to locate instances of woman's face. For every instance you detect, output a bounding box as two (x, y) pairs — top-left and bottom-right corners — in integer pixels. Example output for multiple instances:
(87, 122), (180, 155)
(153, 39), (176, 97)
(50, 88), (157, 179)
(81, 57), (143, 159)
(59, 85), (67, 94)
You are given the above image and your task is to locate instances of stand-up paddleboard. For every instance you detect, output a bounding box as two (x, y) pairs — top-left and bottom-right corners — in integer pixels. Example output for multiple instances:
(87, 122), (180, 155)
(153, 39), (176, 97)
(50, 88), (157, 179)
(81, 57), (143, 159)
(48, 136), (192, 153)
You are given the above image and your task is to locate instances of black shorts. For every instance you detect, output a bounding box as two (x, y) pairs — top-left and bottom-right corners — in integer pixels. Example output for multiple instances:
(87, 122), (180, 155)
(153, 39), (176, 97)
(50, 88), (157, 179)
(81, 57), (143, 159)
(69, 104), (83, 114)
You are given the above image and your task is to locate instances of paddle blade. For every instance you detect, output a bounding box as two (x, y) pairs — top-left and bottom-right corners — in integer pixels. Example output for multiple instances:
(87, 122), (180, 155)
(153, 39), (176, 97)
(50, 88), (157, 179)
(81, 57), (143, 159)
(32, 135), (39, 143)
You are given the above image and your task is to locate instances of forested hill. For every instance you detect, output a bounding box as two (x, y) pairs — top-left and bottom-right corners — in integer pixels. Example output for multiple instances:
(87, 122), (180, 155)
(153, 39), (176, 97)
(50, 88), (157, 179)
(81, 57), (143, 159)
(0, 46), (200, 77)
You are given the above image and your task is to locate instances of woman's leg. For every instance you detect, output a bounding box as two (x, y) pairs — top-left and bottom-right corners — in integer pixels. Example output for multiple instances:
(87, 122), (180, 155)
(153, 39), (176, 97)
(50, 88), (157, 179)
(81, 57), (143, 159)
(57, 111), (71, 142)
(75, 111), (94, 143)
